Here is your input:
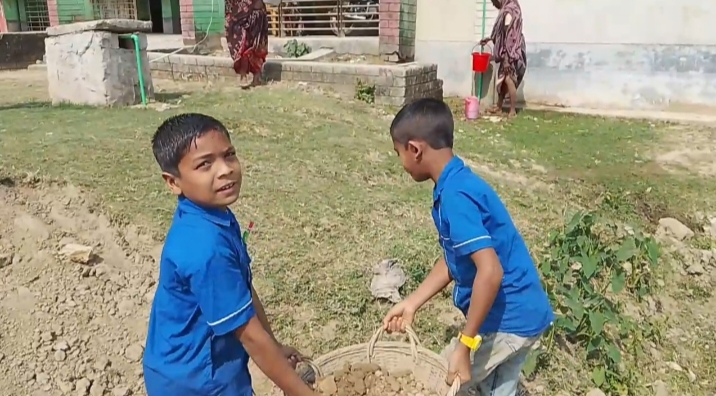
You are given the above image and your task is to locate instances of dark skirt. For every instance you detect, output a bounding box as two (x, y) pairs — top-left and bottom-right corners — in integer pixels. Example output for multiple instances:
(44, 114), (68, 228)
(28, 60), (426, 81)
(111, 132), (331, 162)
(225, 0), (269, 75)
(497, 40), (526, 89)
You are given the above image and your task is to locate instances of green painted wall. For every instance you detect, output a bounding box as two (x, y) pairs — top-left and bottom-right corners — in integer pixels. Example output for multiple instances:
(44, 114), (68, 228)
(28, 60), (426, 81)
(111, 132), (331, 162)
(56, 0), (92, 23)
(2, 0), (22, 23)
(193, 0), (223, 35)
(160, 0), (171, 18)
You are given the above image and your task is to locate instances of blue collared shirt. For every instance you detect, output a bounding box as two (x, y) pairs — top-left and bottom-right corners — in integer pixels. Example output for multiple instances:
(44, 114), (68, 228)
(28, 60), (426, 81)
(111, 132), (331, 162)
(143, 196), (255, 396)
(432, 156), (554, 337)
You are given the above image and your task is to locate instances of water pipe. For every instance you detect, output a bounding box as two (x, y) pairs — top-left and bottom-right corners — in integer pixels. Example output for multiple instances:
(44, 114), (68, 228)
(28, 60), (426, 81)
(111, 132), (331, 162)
(122, 34), (148, 106)
(476, 0), (488, 100)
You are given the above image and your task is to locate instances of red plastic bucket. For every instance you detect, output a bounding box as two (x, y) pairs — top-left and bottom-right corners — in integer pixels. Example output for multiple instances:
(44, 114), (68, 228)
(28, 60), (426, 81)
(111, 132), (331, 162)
(471, 43), (492, 73)
(472, 52), (491, 73)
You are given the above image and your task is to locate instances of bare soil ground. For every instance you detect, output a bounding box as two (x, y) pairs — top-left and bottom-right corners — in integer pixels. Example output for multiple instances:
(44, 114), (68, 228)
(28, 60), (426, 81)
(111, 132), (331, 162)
(1, 69), (716, 396)
(0, 180), (158, 396)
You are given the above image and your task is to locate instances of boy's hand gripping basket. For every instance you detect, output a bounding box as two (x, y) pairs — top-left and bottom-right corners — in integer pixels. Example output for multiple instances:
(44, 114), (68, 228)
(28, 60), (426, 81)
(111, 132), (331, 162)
(296, 326), (461, 396)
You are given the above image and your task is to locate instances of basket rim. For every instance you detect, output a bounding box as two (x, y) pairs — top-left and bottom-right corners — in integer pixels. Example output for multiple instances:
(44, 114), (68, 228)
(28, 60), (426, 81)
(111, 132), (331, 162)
(311, 340), (449, 372)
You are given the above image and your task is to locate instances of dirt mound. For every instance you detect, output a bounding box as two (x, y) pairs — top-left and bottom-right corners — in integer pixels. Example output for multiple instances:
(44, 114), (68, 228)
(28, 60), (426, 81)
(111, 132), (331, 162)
(0, 178), (161, 396)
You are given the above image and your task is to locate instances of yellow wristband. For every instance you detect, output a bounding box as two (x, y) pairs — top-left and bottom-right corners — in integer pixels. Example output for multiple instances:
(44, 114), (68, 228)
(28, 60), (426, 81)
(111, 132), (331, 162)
(458, 332), (482, 351)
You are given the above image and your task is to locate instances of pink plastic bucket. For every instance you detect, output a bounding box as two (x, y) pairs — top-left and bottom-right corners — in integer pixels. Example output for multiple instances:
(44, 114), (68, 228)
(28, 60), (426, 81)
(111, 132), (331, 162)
(465, 96), (480, 120)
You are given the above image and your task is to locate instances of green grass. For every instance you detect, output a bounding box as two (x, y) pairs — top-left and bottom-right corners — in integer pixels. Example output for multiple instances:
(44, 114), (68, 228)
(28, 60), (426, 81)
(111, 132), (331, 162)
(2, 78), (716, 395)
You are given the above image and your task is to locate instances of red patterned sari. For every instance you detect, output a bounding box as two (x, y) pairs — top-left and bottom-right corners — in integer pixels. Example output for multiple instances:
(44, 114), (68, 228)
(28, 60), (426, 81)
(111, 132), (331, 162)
(225, 0), (269, 77)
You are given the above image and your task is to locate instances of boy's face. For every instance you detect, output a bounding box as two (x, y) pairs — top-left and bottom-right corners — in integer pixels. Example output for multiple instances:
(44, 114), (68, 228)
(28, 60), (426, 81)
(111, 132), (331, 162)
(162, 129), (243, 208)
(393, 140), (431, 182)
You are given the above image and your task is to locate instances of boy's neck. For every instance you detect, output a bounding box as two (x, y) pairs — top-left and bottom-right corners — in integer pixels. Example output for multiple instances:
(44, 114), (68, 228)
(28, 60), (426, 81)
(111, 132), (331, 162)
(428, 149), (455, 184)
(179, 195), (229, 213)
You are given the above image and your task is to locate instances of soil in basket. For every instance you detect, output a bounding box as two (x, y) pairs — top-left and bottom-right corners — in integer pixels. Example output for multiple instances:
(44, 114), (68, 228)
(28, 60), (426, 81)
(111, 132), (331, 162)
(312, 362), (439, 396)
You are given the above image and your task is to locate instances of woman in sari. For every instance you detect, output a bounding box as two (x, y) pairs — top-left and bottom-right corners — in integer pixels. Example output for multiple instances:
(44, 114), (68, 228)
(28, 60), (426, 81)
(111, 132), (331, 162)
(479, 0), (526, 118)
(225, 0), (269, 87)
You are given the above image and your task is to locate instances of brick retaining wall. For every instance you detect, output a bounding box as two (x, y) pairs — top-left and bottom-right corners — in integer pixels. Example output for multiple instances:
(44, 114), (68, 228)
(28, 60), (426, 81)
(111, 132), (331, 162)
(147, 52), (442, 106)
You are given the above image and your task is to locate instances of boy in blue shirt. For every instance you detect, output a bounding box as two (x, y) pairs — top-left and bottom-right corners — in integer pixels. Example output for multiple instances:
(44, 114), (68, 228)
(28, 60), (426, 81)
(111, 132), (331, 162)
(143, 113), (317, 396)
(382, 99), (554, 396)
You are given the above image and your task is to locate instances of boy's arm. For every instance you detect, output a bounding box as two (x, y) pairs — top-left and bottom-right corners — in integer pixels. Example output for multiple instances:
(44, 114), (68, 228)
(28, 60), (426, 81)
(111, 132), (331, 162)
(461, 249), (503, 339)
(235, 318), (315, 396)
(251, 286), (278, 342)
(443, 191), (504, 340)
(404, 256), (452, 311)
(190, 249), (315, 396)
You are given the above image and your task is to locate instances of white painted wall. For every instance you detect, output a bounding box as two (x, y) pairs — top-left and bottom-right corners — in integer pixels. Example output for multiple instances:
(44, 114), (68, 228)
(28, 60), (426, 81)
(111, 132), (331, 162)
(415, 0), (716, 110)
(522, 0), (716, 45)
(414, 0), (497, 98)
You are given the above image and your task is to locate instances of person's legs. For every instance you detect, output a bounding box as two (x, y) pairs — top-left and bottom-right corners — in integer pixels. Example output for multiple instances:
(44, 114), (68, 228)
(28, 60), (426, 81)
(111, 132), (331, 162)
(496, 82), (507, 114)
(488, 63), (507, 114)
(504, 76), (518, 118)
(453, 333), (538, 396)
(248, 10), (269, 87)
(476, 345), (529, 396)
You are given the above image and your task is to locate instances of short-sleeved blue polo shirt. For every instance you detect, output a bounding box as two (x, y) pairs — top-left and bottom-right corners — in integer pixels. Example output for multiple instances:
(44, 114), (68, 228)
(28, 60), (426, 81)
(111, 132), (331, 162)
(143, 196), (256, 396)
(432, 156), (554, 337)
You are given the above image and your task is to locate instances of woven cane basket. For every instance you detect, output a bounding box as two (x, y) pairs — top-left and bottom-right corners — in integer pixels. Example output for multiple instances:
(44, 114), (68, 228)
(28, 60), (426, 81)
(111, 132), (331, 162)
(297, 326), (460, 396)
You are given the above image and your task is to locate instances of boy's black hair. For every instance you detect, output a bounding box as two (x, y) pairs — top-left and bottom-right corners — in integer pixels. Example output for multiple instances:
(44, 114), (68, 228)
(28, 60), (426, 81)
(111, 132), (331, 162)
(152, 113), (231, 176)
(390, 98), (454, 150)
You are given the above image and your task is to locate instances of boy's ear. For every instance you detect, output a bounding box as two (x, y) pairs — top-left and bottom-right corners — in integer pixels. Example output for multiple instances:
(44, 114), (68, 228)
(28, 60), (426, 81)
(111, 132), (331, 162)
(161, 172), (183, 196)
(406, 140), (425, 160)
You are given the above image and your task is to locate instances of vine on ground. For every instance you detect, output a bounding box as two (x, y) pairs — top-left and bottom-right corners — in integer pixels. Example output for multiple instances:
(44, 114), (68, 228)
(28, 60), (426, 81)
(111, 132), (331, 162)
(524, 211), (662, 395)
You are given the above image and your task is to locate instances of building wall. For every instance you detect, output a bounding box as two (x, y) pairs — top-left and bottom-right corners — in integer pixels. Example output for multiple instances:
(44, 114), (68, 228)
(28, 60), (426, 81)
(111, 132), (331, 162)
(53, 0), (180, 32)
(56, 0), (94, 22)
(0, 31), (47, 69)
(414, 0), (496, 100)
(2, 0), (23, 31)
(161, 0), (180, 33)
(415, 0), (716, 111)
(192, 0), (221, 36)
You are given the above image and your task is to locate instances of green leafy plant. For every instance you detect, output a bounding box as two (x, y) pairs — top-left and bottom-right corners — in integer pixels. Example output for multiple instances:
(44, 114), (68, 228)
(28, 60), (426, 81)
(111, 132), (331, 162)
(354, 80), (375, 104)
(283, 39), (311, 58)
(523, 211), (662, 395)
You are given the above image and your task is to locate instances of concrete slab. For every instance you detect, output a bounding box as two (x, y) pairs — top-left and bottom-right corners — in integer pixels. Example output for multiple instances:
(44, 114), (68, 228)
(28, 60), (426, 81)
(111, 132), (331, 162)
(295, 48), (335, 61)
(146, 34), (185, 51)
(47, 19), (152, 37)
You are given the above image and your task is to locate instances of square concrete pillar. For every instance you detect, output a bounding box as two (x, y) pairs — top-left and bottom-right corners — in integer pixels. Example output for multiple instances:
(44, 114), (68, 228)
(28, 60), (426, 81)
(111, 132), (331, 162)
(379, 0), (416, 62)
(45, 20), (155, 106)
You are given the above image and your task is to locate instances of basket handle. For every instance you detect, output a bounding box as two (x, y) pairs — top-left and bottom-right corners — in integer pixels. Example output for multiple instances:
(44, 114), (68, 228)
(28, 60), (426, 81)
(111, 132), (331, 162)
(298, 357), (323, 378)
(471, 41), (493, 53)
(283, 358), (324, 396)
(446, 378), (462, 396)
(366, 325), (422, 362)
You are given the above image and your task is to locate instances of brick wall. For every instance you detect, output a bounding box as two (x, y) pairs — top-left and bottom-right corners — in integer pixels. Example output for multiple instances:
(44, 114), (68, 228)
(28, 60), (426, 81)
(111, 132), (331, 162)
(180, 0), (196, 43)
(47, 0), (60, 26)
(0, 2), (7, 33)
(0, 32), (47, 70)
(147, 52), (442, 106)
(379, 0), (416, 62)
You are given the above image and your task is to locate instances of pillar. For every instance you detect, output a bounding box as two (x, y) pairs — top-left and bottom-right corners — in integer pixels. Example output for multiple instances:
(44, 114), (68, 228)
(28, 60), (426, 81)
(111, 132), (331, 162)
(0, 1), (7, 33)
(180, 0), (195, 44)
(378, 0), (416, 62)
(47, 0), (60, 26)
